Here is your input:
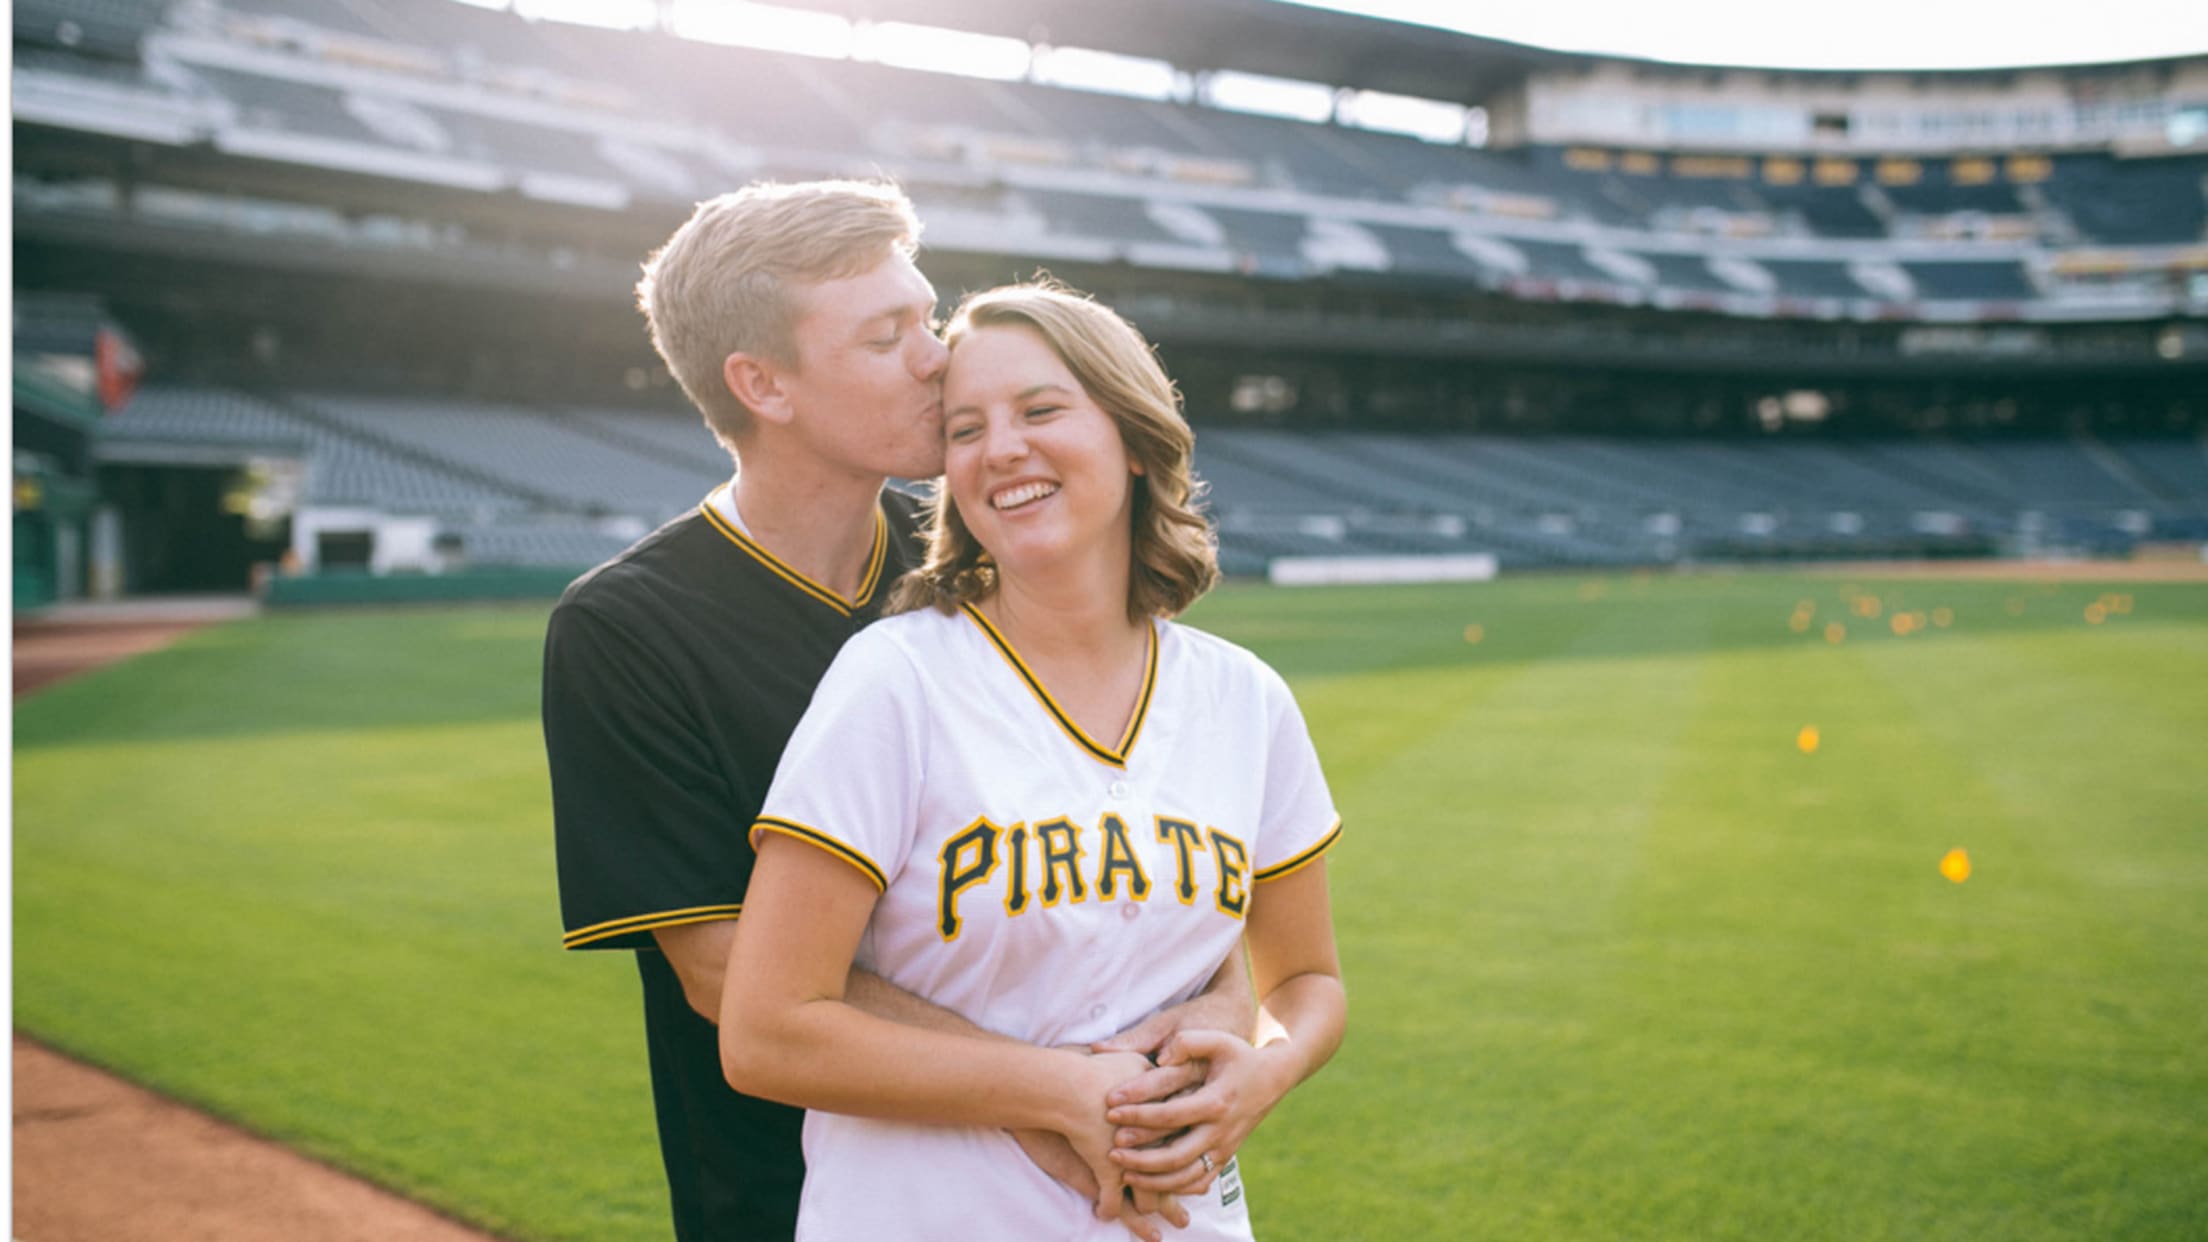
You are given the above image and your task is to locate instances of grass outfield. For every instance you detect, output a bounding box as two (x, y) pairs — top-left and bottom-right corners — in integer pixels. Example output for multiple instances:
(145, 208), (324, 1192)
(15, 572), (2208, 1241)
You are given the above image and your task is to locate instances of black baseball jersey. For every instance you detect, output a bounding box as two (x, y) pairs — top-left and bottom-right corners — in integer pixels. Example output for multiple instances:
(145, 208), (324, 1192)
(545, 484), (923, 1242)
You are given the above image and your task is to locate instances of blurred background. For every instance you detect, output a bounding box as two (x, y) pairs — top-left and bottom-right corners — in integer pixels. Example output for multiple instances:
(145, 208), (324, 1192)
(12, 4), (2208, 1241)
(13, 0), (2208, 602)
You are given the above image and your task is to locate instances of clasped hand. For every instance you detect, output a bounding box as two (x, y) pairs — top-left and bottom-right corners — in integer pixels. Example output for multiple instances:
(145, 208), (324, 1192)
(1013, 1029), (1276, 1242)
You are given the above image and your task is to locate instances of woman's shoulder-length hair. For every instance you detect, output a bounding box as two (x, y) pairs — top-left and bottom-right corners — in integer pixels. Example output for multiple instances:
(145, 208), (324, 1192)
(889, 280), (1218, 621)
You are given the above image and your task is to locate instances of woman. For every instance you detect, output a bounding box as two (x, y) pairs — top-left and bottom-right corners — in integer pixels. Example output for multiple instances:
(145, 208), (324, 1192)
(720, 281), (1346, 1241)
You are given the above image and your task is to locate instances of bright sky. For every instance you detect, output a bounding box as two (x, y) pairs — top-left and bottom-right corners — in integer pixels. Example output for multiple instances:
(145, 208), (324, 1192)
(1276, 0), (2208, 71)
(485, 0), (2208, 72)
(468, 0), (2208, 142)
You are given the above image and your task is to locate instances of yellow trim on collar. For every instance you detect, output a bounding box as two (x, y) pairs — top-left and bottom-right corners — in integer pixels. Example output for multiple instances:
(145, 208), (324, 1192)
(699, 487), (888, 616)
(961, 603), (1159, 770)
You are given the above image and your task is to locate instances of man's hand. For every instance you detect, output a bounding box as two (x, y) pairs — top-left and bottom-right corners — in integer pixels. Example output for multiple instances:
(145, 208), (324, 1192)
(1092, 949), (1255, 1063)
(1011, 1128), (1094, 1198)
(1015, 1061), (1189, 1242)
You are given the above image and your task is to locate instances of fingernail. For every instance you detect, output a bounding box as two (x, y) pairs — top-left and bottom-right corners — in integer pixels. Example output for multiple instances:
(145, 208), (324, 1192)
(1107, 1108), (1127, 1122)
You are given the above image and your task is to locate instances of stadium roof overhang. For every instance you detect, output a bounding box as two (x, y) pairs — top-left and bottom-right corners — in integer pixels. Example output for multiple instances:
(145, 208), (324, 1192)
(765, 0), (1577, 105)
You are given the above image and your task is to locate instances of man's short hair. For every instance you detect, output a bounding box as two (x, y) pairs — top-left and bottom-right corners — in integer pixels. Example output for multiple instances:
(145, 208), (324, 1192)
(636, 180), (920, 450)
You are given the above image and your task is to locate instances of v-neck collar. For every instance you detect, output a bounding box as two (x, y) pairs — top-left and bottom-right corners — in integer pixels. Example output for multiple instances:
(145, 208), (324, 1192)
(960, 602), (1158, 770)
(700, 485), (888, 617)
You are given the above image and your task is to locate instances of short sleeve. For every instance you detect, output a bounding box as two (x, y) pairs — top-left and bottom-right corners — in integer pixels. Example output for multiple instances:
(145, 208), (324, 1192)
(545, 604), (748, 949)
(1251, 666), (1341, 883)
(750, 629), (924, 893)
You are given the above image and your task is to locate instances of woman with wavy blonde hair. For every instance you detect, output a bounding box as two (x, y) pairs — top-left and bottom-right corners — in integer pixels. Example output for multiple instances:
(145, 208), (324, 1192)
(722, 280), (1347, 1241)
(890, 280), (1218, 622)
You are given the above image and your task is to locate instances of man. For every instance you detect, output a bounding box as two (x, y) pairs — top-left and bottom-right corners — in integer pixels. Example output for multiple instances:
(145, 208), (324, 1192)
(544, 181), (1254, 1241)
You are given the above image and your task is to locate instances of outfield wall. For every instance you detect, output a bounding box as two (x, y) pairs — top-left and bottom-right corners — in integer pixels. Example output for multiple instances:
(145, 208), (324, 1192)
(263, 569), (579, 607)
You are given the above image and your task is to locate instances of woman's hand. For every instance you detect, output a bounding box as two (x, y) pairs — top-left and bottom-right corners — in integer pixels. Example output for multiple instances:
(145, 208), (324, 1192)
(1105, 1028), (1294, 1194)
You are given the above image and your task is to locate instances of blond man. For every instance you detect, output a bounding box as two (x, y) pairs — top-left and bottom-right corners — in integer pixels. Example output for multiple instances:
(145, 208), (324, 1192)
(545, 182), (1255, 1242)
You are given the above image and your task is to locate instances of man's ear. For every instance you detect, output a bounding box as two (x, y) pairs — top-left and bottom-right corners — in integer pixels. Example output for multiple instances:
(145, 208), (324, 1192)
(724, 352), (795, 428)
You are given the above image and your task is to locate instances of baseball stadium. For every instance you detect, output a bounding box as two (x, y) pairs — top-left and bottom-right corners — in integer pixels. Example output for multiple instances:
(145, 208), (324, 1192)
(12, 0), (2208, 1238)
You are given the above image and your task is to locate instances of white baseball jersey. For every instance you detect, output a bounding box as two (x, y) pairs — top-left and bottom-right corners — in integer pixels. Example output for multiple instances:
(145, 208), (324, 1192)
(751, 601), (1341, 1242)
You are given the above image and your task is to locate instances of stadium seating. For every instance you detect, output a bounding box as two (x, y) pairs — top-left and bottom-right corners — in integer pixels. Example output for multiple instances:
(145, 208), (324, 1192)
(193, 66), (392, 146)
(1021, 190), (1188, 248)
(14, 0), (164, 60)
(19, 0), (2208, 326)
(1900, 260), (2038, 302)
(295, 394), (727, 521)
(105, 387), (534, 517)
(95, 385), (2205, 571)
(25, 2), (2208, 584)
(2043, 155), (2208, 245)
(104, 386), (322, 450)
(1630, 250), (1737, 293)
(1757, 259), (1870, 301)
(1510, 240), (1629, 288)
(1366, 223), (1493, 282)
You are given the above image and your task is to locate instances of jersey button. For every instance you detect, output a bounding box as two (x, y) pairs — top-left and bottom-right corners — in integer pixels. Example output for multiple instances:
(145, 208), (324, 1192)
(1108, 780), (1130, 800)
(1089, 1004), (1107, 1020)
(1120, 903), (1140, 922)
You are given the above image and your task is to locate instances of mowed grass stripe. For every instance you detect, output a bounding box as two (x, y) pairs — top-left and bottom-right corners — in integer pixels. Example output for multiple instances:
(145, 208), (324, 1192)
(15, 609), (671, 1242)
(1220, 587), (1714, 1239)
(1596, 636), (2088, 1239)
(14, 579), (2208, 1242)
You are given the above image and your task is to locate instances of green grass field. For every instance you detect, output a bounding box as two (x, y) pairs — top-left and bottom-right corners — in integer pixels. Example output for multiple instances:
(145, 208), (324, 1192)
(15, 572), (2208, 1241)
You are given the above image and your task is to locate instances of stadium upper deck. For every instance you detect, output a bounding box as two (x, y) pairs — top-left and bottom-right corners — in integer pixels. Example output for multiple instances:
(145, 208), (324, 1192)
(13, 0), (2208, 327)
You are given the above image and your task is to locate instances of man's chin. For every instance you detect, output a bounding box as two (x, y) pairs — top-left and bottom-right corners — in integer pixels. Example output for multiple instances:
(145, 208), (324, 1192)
(890, 454), (948, 483)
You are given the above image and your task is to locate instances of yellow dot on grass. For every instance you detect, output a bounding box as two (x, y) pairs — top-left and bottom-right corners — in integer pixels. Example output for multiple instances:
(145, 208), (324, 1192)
(1463, 623), (1485, 644)
(1797, 725), (1821, 754)
(1932, 607), (1954, 628)
(1940, 848), (1972, 884)
(1890, 613), (1915, 636)
(2112, 593), (2135, 615)
(2084, 603), (2108, 625)
(1853, 596), (1883, 619)
(1824, 621), (1847, 644)
(1579, 581), (1607, 601)
(1789, 612), (1812, 633)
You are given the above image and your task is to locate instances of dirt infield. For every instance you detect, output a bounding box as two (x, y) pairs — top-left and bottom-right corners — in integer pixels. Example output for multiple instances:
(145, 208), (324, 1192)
(12, 620), (215, 698)
(14, 599), (510, 1242)
(13, 596), (265, 698)
(11, 1037), (508, 1242)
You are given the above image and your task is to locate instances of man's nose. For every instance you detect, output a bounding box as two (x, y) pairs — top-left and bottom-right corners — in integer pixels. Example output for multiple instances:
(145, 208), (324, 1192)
(914, 330), (949, 380)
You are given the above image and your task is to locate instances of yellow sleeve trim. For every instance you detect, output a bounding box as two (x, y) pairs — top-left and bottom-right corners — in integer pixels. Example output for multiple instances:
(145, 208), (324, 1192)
(562, 903), (743, 949)
(1254, 819), (1342, 883)
(752, 816), (890, 893)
